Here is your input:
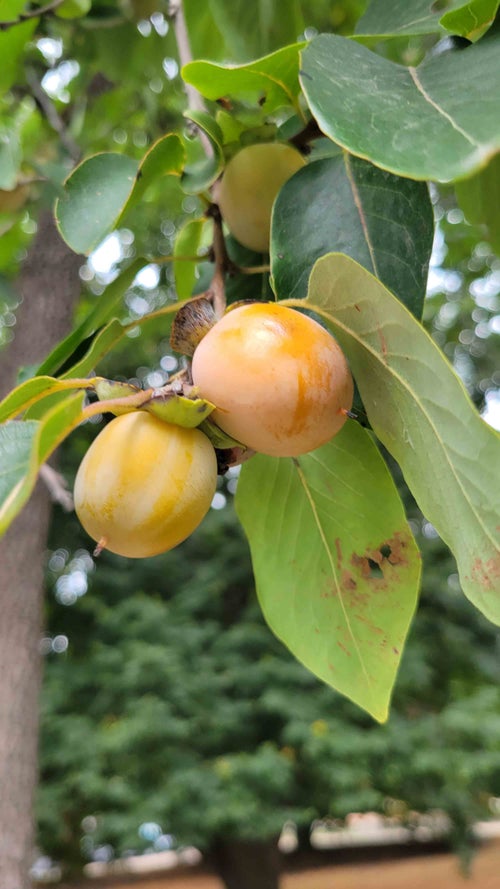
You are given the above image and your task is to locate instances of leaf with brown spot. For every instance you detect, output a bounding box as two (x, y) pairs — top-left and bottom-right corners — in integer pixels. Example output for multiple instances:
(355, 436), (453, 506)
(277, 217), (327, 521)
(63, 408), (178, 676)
(291, 253), (500, 625)
(236, 421), (421, 722)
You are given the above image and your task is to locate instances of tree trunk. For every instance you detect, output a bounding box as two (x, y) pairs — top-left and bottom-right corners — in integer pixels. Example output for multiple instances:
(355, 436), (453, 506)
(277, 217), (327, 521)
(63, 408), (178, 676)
(210, 837), (282, 889)
(0, 211), (82, 889)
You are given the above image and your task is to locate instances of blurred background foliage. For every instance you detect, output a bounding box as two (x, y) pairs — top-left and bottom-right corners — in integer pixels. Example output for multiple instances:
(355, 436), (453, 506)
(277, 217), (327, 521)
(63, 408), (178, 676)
(0, 0), (499, 879)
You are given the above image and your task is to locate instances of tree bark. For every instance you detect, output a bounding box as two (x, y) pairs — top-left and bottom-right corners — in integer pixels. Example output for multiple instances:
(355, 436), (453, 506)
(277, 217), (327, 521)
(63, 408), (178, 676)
(209, 837), (282, 889)
(0, 211), (82, 889)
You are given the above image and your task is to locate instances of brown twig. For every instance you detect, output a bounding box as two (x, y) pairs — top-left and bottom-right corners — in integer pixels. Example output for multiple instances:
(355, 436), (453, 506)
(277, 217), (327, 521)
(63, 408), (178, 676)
(206, 204), (236, 317)
(39, 464), (74, 511)
(169, 0), (212, 157)
(0, 0), (66, 30)
(26, 69), (81, 163)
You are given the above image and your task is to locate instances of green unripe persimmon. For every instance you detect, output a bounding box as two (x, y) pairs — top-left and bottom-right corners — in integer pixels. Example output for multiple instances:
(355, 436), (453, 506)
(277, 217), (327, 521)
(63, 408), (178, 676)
(216, 142), (306, 253)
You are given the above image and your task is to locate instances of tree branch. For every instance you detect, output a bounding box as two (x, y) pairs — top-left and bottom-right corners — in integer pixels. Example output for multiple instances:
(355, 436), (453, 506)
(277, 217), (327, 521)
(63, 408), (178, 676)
(26, 69), (81, 163)
(169, 0), (212, 157)
(0, 0), (66, 31)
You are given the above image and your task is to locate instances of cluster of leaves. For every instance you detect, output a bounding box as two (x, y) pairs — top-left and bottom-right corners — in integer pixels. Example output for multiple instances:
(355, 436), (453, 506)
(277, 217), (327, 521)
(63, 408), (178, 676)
(0, 0), (500, 725)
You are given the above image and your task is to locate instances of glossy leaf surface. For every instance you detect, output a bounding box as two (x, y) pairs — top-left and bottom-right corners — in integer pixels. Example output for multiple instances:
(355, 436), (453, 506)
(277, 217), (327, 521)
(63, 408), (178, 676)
(356, 0), (499, 40)
(300, 32), (500, 182)
(271, 155), (433, 317)
(182, 43), (305, 115)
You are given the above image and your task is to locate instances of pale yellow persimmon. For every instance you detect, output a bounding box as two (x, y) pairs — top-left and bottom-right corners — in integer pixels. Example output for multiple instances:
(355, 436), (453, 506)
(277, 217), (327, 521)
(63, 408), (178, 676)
(216, 142), (306, 253)
(191, 302), (354, 458)
(74, 412), (217, 558)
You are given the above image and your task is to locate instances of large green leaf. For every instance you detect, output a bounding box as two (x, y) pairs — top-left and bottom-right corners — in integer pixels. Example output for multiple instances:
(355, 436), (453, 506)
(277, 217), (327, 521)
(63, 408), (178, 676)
(356, 0), (499, 41)
(0, 394), (84, 536)
(455, 153), (500, 252)
(271, 155), (433, 317)
(55, 153), (139, 254)
(182, 43), (305, 115)
(287, 254), (500, 624)
(236, 421), (421, 722)
(55, 136), (185, 254)
(300, 32), (500, 182)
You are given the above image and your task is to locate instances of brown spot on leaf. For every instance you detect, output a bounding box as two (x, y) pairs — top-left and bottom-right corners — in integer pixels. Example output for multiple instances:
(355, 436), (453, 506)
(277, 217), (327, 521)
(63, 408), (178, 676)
(335, 537), (343, 570)
(337, 641), (351, 656)
(341, 569), (357, 591)
(355, 613), (383, 634)
(471, 555), (500, 591)
(377, 326), (388, 362)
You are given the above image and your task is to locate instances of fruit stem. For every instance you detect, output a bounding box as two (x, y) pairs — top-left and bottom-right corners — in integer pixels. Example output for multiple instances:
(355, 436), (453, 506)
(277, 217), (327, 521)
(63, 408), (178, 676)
(93, 537), (107, 557)
(81, 389), (154, 420)
(206, 204), (229, 318)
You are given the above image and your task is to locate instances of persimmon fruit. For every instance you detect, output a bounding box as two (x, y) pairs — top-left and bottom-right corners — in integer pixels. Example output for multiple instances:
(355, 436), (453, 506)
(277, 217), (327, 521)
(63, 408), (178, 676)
(74, 411), (217, 558)
(191, 302), (354, 458)
(216, 142), (306, 252)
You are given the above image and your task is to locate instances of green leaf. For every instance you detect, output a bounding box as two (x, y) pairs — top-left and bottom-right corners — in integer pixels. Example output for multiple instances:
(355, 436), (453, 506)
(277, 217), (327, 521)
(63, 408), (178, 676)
(36, 259), (146, 377)
(36, 393), (86, 464)
(0, 419), (39, 535)
(123, 134), (185, 210)
(59, 318), (127, 380)
(0, 1), (37, 97)
(300, 32), (500, 182)
(55, 153), (139, 254)
(173, 217), (208, 299)
(455, 153), (500, 252)
(271, 154), (433, 318)
(0, 393), (84, 536)
(293, 253), (500, 625)
(441, 0), (500, 41)
(356, 0), (499, 40)
(206, 0), (305, 61)
(236, 421), (421, 722)
(55, 136), (185, 254)
(0, 375), (92, 423)
(182, 43), (305, 116)
(181, 112), (225, 193)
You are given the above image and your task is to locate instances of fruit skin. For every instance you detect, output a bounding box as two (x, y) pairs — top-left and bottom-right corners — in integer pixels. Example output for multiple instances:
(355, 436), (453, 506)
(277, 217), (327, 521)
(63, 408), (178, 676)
(191, 303), (354, 458)
(74, 412), (217, 558)
(216, 142), (306, 253)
